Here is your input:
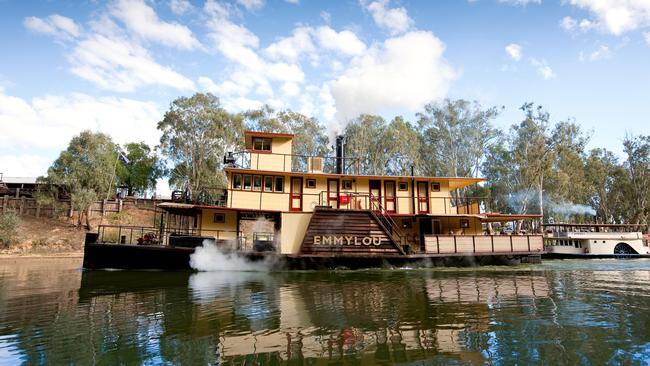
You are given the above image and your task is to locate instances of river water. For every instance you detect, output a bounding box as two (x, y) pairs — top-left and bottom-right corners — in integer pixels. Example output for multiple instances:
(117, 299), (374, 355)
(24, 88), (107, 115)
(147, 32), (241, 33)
(1, 258), (650, 365)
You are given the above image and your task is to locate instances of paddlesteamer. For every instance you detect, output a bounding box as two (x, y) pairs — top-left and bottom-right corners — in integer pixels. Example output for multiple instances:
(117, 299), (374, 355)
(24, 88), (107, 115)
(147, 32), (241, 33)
(83, 132), (544, 269)
(543, 223), (650, 258)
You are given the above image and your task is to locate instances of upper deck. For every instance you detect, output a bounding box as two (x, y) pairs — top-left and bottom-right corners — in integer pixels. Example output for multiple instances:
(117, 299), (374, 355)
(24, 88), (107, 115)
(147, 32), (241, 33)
(217, 131), (486, 216)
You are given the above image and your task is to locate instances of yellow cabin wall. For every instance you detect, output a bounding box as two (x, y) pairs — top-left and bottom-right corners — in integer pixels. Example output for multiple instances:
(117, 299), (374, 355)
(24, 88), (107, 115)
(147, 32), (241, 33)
(249, 137), (293, 172)
(226, 172), (466, 215)
(199, 209), (238, 240)
(280, 212), (312, 254)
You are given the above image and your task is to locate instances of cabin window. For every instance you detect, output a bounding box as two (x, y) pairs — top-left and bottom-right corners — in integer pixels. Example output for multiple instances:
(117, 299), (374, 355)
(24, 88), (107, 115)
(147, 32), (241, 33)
(398, 182), (408, 191)
(431, 182), (441, 192)
(233, 174), (242, 189)
(253, 175), (262, 191)
(342, 180), (353, 190)
(243, 175), (252, 190)
(306, 179), (316, 189)
(274, 176), (284, 192)
(460, 219), (470, 228)
(264, 176), (273, 192)
(252, 137), (272, 151)
(213, 213), (225, 223)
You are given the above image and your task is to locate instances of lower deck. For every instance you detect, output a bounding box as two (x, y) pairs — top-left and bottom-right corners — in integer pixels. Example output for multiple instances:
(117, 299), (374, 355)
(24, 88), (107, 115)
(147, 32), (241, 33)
(87, 206), (544, 269)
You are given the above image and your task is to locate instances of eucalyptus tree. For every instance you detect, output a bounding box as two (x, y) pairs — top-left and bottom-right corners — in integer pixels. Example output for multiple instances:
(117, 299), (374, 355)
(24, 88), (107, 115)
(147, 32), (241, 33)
(243, 105), (330, 161)
(157, 93), (244, 197)
(117, 142), (164, 197)
(341, 114), (391, 175)
(43, 131), (119, 228)
(584, 148), (624, 223)
(483, 103), (553, 215)
(417, 99), (500, 179)
(622, 135), (650, 224)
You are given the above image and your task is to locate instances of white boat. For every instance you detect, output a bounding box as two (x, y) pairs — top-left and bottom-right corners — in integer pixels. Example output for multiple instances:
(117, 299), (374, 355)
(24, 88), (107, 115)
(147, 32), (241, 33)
(543, 223), (650, 258)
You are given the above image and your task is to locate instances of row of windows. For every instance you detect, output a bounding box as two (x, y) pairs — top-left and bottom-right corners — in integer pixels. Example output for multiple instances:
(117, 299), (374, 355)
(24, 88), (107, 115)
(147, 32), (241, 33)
(547, 239), (583, 248)
(231, 174), (443, 193)
(232, 174), (284, 192)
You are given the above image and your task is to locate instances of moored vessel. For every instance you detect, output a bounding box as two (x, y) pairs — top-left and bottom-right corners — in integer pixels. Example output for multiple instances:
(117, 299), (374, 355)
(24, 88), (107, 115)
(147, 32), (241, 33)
(542, 223), (650, 258)
(83, 131), (544, 270)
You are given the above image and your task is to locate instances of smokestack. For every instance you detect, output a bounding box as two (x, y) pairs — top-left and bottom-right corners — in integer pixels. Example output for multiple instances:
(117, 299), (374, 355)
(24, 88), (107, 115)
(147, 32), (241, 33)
(336, 135), (345, 174)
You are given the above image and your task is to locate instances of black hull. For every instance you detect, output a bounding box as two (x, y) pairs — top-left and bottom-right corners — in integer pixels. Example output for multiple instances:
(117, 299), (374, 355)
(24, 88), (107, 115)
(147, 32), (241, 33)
(542, 253), (650, 259)
(83, 242), (196, 270)
(83, 243), (540, 271)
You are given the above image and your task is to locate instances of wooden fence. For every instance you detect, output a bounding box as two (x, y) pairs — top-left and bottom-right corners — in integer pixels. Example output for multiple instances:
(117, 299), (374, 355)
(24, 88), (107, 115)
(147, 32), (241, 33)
(0, 196), (125, 219)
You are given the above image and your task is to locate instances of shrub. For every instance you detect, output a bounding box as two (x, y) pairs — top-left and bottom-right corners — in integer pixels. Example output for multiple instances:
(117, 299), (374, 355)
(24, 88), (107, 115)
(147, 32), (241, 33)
(0, 211), (21, 247)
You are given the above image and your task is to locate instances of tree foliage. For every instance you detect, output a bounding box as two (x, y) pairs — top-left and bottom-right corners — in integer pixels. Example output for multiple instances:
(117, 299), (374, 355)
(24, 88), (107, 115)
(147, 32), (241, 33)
(157, 93), (244, 198)
(0, 211), (20, 247)
(42, 131), (119, 228)
(117, 142), (163, 197)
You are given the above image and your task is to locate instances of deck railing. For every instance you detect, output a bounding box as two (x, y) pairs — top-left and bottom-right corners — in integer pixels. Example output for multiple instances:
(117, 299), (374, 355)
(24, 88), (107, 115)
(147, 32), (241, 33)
(423, 234), (544, 255)
(317, 192), (485, 215)
(229, 151), (362, 174)
(96, 224), (243, 248)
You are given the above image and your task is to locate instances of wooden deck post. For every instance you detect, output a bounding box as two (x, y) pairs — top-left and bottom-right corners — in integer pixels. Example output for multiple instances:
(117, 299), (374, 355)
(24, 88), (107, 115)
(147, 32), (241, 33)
(2, 195), (7, 213)
(19, 197), (25, 215)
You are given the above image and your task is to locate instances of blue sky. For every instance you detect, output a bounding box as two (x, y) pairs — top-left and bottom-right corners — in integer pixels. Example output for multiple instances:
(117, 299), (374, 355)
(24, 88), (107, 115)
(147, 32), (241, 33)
(1, 0), (649, 193)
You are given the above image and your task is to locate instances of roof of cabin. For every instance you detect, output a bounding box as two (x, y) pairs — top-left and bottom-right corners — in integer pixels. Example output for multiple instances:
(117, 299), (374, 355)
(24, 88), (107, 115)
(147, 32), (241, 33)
(224, 167), (484, 190)
(244, 131), (294, 138)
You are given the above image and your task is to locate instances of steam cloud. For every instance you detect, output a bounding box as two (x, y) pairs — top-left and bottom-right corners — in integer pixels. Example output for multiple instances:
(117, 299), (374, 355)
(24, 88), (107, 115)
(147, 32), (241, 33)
(189, 240), (270, 272)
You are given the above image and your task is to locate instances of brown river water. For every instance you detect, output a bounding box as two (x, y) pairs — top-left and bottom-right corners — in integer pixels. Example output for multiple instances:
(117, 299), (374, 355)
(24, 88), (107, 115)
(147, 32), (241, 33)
(1, 257), (650, 365)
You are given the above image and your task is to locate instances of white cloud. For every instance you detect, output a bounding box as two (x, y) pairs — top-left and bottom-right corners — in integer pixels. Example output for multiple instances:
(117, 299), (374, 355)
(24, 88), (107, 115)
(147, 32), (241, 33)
(499, 0), (541, 6)
(505, 43), (522, 61)
(24, 14), (81, 41)
(560, 16), (577, 30)
(0, 90), (162, 152)
(265, 26), (315, 62)
(328, 31), (456, 122)
(237, 0), (265, 11)
(169, 0), (194, 15)
(265, 26), (366, 62)
(567, 0), (650, 35)
(579, 44), (612, 61)
(530, 58), (556, 80)
(315, 26), (367, 56)
(70, 33), (196, 92)
(579, 18), (596, 31)
(362, 0), (413, 35)
(285, 0), (300, 3)
(0, 154), (53, 178)
(644, 32), (650, 44)
(109, 0), (201, 49)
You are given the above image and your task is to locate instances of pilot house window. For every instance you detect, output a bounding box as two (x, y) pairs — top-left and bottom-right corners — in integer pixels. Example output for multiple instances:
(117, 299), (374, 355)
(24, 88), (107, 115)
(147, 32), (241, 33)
(431, 182), (441, 192)
(252, 137), (272, 151)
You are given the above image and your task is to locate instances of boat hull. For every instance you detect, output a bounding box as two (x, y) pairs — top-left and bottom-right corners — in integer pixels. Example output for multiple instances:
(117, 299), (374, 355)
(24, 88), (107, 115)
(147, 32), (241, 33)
(542, 253), (650, 259)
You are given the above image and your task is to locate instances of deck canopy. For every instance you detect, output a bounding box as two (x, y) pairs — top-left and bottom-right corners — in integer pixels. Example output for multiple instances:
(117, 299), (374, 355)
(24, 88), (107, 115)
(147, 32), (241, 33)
(481, 213), (543, 223)
(157, 202), (201, 215)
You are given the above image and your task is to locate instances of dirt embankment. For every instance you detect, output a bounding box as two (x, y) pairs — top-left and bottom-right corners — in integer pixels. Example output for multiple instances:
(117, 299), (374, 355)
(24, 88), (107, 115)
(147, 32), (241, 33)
(0, 205), (157, 257)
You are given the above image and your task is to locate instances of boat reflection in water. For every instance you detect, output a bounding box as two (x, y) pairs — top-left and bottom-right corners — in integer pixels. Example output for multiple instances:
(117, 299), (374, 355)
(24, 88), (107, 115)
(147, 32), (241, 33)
(3, 258), (650, 364)
(183, 271), (551, 364)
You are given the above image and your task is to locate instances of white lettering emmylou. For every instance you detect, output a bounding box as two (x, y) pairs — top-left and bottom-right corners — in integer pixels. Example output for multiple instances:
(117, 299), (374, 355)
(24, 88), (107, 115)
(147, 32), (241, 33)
(313, 235), (383, 246)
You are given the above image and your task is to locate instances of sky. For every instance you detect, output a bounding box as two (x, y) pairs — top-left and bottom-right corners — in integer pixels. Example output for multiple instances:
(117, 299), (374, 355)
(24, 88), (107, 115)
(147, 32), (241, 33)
(1, 0), (650, 194)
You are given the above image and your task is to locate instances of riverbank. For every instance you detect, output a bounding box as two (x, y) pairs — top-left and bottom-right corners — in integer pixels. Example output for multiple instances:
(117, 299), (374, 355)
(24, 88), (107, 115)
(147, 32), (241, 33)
(0, 205), (156, 256)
